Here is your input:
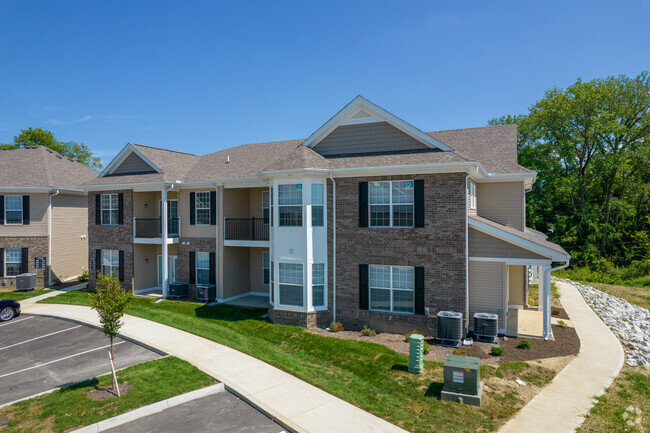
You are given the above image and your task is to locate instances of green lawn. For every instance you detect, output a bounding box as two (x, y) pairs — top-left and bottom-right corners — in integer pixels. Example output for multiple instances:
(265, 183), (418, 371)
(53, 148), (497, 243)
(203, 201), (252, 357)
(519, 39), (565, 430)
(0, 356), (216, 433)
(527, 282), (560, 307)
(578, 366), (650, 432)
(0, 288), (53, 301)
(41, 291), (556, 432)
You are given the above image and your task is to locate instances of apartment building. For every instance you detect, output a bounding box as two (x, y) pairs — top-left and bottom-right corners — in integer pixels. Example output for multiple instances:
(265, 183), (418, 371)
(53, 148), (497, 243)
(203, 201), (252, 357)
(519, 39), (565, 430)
(0, 146), (98, 288)
(80, 96), (569, 339)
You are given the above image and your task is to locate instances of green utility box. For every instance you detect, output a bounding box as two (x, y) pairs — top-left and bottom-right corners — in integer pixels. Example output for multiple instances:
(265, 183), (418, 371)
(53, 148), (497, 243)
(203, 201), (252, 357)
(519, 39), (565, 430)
(440, 355), (483, 406)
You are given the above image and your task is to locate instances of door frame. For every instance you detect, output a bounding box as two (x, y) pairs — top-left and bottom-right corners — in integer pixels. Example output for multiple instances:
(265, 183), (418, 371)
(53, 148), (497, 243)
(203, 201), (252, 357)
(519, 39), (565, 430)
(157, 255), (178, 286)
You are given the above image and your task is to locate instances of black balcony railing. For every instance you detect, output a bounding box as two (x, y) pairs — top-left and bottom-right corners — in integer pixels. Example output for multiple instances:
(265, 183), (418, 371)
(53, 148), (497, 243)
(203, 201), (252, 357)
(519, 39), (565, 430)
(134, 217), (180, 238)
(224, 217), (269, 241)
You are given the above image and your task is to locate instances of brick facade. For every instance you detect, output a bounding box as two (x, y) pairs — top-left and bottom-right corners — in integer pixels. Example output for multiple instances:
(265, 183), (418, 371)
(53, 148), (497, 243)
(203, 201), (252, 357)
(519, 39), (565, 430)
(0, 236), (48, 288)
(88, 190), (135, 291)
(269, 306), (326, 329)
(177, 237), (216, 298)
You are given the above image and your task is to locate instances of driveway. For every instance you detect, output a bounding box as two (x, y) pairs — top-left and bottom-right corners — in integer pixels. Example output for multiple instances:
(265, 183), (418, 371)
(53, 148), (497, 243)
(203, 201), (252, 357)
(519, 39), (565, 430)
(0, 315), (161, 406)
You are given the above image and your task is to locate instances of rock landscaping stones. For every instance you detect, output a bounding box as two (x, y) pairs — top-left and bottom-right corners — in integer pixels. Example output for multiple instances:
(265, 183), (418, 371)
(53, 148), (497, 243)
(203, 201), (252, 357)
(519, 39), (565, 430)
(562, 279), (650, 367)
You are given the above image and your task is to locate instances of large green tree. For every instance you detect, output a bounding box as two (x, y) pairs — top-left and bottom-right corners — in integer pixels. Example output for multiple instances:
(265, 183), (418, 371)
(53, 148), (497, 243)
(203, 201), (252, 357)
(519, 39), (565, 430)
(490, 72), (650, 268)
(3, 127), (102, 169)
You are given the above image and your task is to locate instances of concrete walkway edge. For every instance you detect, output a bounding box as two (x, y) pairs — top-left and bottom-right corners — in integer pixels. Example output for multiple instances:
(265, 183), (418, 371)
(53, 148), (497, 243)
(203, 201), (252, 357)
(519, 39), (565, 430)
(498, 280), (625, 433)
(70, 383), (225, 433)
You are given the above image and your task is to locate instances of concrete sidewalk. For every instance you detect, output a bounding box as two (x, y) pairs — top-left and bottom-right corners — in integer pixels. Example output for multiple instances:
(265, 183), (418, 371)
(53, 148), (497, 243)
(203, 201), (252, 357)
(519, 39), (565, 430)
(20, 302), (406, 433)
(499, 280), (625, 433)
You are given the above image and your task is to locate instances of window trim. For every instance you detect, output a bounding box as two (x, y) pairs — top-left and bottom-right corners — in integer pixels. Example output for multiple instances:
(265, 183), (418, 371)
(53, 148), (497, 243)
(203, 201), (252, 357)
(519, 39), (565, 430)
(4, 195), (23, 225)
(311, 184), (324, 227)
(262, 251), (270, 285)
(270, 259), (275, 306)
(262, 191), (270, 225)
(195, 251), (211, 285)
(368, 180), (414, 228)
(469, 182), (477, 210)
(278, 262), (304, 308)
(311, 263), (326, 308)
(195, 191), (211, 226)
(278, 184), (303, 227)
(368, 264), (415, 314)
(101, 249), (120, 278)
(4, 248), (22, 276)
(100, 193), (119, 226)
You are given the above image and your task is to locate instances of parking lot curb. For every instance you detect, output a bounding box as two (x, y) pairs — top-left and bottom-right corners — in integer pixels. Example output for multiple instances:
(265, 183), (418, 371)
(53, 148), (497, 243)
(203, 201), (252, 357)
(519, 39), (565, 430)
(69, 383), (225, 433)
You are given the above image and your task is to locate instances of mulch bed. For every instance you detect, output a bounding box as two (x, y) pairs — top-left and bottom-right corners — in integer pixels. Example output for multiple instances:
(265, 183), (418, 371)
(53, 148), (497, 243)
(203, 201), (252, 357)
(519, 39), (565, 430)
(87, 383), (133, 401)
(551, 307), (570, 320)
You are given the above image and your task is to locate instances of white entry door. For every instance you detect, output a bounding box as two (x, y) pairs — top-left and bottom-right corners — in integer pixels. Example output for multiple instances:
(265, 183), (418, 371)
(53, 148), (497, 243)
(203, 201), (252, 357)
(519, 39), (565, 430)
(157, 255), (177, 286)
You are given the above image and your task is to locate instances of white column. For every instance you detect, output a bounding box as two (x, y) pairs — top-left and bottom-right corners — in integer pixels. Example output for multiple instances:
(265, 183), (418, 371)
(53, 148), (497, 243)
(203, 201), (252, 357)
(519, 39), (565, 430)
(161, 187), (169, 298)
(542, 265), (552, 340)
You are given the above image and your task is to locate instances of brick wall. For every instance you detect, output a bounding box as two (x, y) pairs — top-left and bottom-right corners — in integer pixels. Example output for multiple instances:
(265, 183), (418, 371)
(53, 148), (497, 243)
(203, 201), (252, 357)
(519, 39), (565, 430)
(327, 173), (467, 336)
(0, 236), (48, 288)
(269, 307), (325, 329)
(88, 190), (134, 291)
(177, 237), (216, 297)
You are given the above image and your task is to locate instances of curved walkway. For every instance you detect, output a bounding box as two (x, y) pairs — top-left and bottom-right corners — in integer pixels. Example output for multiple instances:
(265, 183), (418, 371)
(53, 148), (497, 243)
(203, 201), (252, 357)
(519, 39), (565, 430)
(19, 297), (406, 433)
(499, 280), (625, 433)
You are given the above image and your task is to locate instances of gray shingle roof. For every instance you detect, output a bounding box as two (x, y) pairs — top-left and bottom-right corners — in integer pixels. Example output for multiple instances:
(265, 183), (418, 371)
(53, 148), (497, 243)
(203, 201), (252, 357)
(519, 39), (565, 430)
(0, 146), (98, 189)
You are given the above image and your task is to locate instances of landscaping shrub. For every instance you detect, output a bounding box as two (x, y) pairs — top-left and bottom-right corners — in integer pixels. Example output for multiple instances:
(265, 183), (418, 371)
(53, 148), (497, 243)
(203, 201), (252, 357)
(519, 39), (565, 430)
(491, 346), (505, 356)
(557, 320), (567, 328)
(453, 348), (467, 356)
(79, 268), (89, 282)
(551, 308), (560, 316)
(329, 322), (344, 332)
(517, 339), (531, 350)
(404, 329), (419, 342)
(360, 325), (376, 337)
(423, 342), (431, 355)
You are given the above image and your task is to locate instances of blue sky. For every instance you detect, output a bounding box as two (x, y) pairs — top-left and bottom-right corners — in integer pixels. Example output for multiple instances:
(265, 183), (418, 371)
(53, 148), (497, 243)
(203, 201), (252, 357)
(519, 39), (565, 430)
(1, 1), (648, 166)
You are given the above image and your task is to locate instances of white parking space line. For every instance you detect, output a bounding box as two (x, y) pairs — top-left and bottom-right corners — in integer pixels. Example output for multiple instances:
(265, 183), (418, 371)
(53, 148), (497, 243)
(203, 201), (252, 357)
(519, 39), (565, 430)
(0, 341), (125, 378)
(0, 316), (33, 327)
(0, 325), (82, 351)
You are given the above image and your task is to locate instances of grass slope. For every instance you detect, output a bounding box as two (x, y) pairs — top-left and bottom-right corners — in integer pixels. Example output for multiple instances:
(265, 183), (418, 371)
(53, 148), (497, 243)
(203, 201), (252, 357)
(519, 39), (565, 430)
(0, 356), (216, 433)
(42, 291), (555, 432)
(0, 288), (53, 301)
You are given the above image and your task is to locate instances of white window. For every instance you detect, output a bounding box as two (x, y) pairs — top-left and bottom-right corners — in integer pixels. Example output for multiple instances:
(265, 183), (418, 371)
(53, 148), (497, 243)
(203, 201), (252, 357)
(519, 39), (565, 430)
(195, 192), (211, 225)
(101, 193), (119, 225)
(262, 191), (270, 225)
(369, 181), (414, 228)
(101, 250), (120, 277)
(278, 184), (302, 227)
(279, 263), (303, 306)
(5, 196), (23, 225)
(469, 182), (477, 210)
(4, 248), (22, 276)
(262, 251), (270, 285)
(369, 265), (414, 314)
(196, 252), (210, 285)
(311, 184), (324, 227)
(312, 263), (325, 307)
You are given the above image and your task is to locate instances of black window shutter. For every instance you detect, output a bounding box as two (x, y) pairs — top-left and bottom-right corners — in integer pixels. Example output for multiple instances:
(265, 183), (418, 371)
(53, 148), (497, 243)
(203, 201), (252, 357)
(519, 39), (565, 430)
(415, 266), (425, 315)
(22, 196), (30, 225)
(118, 250), (125, 282)
(0, 248), (4, 277)
(118, 193), (124, 225)
(359, 264), (369, 310)
(189, 252), (196, 284)
(414, 179), (424, 228)
(190, 192), (196, 225)
(359, 182), (368, 228)
(21, 248), (29, 274)
(95, 194), (101, 225)
(210, 191), (216, 225)
(0, 196), (4, 225)
(96, 249), (101, 273)
(209, 252), (216, 284)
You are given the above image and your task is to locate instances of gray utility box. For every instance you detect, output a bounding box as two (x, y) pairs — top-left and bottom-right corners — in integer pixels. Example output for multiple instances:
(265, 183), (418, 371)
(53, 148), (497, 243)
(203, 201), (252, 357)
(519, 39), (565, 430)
(441, 354), (483, 406)
(169, 281), (188, 299)
(16, 273), (37, 291)
(196, 284), (216, 302)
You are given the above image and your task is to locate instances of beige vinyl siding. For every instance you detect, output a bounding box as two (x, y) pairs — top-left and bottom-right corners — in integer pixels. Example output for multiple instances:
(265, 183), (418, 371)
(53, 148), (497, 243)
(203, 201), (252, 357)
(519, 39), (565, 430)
(111, 152), (156, 175)
(248, 248), (268, 293)
(179, 188), (216, 238)
(223, 188), (250, 218)
(469, 261), (506, 329)
(222, 246), (249, 300)
(476, 182), (525, 230)
(133, 244), (157, 290)
(50, 194), (88, 281)
(248, 188), (266, 219)
(132, 191), (158, 219)
(313, 121), (430, 156)
(469, 228), (548, 260)
(508, 265), (526, 306)
(0, 193), (48, 236)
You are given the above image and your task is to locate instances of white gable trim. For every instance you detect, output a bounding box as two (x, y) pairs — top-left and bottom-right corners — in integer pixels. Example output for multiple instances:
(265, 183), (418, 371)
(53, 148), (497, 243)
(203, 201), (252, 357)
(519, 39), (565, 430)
(301, 96), (453, 151)
(99, 143), (162, 177)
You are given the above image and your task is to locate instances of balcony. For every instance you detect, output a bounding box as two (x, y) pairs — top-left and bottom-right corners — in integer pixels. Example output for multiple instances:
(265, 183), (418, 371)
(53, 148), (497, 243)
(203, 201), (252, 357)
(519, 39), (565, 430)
(133, 217), (180, 243)
(224, 217), (269, 246)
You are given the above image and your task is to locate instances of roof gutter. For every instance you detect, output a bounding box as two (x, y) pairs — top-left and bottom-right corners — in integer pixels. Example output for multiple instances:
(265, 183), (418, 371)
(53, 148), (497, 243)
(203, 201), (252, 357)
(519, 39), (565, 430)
(0, 187), (86, 196)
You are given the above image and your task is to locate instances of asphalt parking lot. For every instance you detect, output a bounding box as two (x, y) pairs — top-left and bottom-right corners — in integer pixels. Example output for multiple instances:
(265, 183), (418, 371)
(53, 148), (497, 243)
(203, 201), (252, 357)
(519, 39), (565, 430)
(103, 391), (285, 433)
(0, 315), (162, 406)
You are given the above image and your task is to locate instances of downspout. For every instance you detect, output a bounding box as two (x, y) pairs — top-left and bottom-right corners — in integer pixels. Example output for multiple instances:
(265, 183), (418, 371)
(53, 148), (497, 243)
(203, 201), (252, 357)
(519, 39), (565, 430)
(464, 172), (471, 332)
(213, 183), (221, 302)
(543, 258), (570, 340)
(48, 189), (60, 287)
(329, 171), (336, 323)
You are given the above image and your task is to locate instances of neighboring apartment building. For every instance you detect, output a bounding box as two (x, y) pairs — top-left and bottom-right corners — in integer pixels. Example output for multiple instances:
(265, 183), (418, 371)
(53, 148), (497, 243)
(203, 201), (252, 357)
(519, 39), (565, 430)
(80, 96), (569, 339)
(0, 146), (98, 288)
